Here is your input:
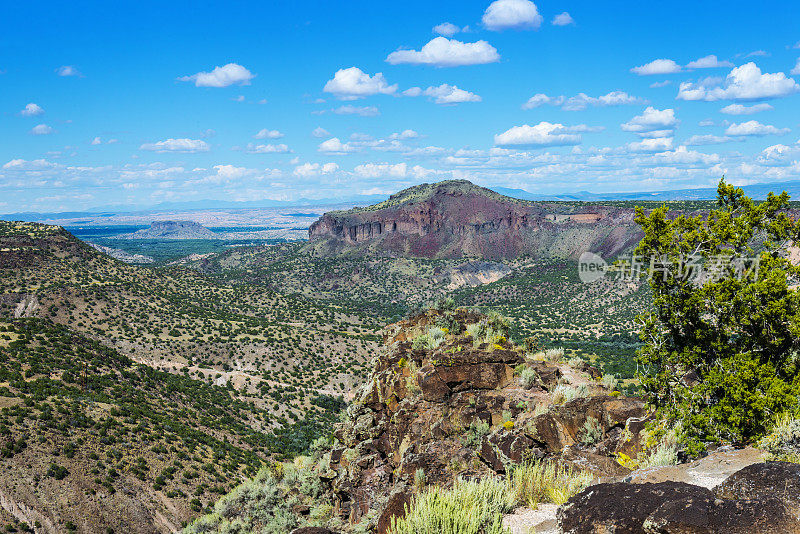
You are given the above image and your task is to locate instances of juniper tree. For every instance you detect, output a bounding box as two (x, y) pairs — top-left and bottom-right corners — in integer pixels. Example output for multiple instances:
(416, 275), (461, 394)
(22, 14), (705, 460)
(635, 179), (800, 454)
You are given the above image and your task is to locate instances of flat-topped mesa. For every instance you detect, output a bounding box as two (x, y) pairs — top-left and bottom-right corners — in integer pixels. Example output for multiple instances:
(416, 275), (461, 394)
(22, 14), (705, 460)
(307, 180), (642, 260)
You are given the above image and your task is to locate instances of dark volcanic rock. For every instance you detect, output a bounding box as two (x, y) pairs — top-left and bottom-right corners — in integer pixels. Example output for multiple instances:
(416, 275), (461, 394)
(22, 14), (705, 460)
(643, 494), (800, 533)
(558, 482), (713, 534)
(714, 461), (800, 518)
(307, 180), (642, 260)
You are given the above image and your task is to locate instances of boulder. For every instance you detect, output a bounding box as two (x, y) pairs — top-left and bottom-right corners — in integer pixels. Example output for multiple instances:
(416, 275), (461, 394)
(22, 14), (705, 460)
(558, 482), (713, 534)
(376, 487), (412, 534)
(643, 494), (800, 533)
(714, 461), (800, 518)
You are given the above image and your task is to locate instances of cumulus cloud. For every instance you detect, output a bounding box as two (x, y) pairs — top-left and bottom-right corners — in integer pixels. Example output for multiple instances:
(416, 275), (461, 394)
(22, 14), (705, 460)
(677, 62), (800, 101)
(312, 127), (330, 138)
(626, 137), (674, 153)
(254, 129), (283, 139)
(30, 124), (54, 135)
(178, 63), (255, 88)
(245, 143), (290, 153)
(720, 103), (773, 115)
(56, 65), (81, 77)
(725, 120), (790, 136)
(433, 22), (462, 37)
(139, 138), (210, 153)
(494, 122), (585, 147)
(293, 162), (339, 177)
(323, 67), (397, 99)
(552, 12), (575, 26)
(757, 144), (800, 166)
(685, 55), (734, 69)
(405, 84), (481, 104)
(318, 137), (357, 154)
(522, 91), (644, 111)
(621, 107), (678, 137)
(482, 0), (543, 31)
(630, 59), (682, 75)
(385, 37), (500, 67)
(20, 103), (44, 116)
(354, 162), (408, 178)
(91, 137), (102, 145)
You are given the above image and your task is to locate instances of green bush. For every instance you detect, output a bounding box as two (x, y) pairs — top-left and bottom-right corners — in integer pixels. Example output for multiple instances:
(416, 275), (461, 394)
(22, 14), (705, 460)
(635, 180), (800, 455)
(389, 477), (513, 534)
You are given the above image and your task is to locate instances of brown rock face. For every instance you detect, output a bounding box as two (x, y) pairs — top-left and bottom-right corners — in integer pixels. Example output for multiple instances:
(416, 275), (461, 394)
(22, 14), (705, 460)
(307, 180), (642, 260)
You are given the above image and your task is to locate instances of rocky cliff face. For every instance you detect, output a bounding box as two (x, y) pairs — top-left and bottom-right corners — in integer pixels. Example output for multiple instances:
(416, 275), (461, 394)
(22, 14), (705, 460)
(307, 180), (643, 260)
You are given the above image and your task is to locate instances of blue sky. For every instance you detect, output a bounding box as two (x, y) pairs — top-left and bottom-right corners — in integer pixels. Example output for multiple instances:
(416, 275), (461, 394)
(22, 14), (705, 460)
(3, 0), (800, 212)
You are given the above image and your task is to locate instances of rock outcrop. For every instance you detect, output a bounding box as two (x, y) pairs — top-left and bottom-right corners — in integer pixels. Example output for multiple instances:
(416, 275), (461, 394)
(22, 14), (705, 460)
(307, 180), (642, 260)
(323, 308), (648, 532)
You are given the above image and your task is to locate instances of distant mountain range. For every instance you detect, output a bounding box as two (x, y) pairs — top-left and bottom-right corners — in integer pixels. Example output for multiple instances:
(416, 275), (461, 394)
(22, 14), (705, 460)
(491, 180), (800, 201)
(5, 180), (800, 222)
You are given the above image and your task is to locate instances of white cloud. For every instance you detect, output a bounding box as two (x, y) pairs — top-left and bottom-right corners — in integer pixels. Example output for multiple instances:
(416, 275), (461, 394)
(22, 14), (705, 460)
(720, 103), (773, 115)
(494, 122), (584, 147)
(211, 165), (249, 180)
(56, 65), (81, 77)
(522, 91), (644, 111)
(685, 55), (734, 69)
(684, 135), (736, 146)
(482, 0), (543, 31)
(406, 84), (481, 104)
(621, 107), (678, 137)
(626, 137), (674, 153)
(552, 12), (575, 26)
(20, 103), (44, 116)
(312, 127), (330, 138)
(389, 130), (419, 140)
(178, 63), (255, 88)
(30, 124), (54, 135)
(293, 162), (339, 177)
(139, 138), (210, 153)
(792, 58), (800, 76)
(254, 129), (284, 139)
(331, 105), (380, 116)
(323, 67), (397, 99)
(650, 80), (671, 88)
(386, 37), (500, 67)
(630, 59), (682, 75)
(677, 62), (800, 101)
(318, 137), (357, 154)
(2, 158), (55, 170)
(725, 120), (790, 136)
(91, 137), (102, 145)
(757, 144), (800, 166)
(433, 22), (461, 37)
(354, 162), (408, 178)
(245, 143), (290, 153)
